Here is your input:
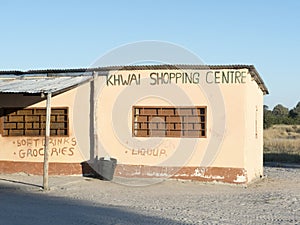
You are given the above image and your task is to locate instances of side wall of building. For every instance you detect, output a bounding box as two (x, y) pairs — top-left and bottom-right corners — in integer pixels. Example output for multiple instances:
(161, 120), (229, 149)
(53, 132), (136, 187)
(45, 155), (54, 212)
(244, 75), (264, 182)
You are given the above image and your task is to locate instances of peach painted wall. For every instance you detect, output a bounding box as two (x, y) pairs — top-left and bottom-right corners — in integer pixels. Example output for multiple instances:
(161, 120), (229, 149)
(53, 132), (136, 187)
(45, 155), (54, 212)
(0, 68), (265, 183)
(244, 75), (264, 182)
(0, 89), (85, 163)
(73, 68), (261, 173)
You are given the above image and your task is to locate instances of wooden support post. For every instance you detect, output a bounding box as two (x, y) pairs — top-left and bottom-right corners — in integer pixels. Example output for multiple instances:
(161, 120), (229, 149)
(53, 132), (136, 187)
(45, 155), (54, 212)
(93, 72), (98, 160)
(43, 92), (52, 190)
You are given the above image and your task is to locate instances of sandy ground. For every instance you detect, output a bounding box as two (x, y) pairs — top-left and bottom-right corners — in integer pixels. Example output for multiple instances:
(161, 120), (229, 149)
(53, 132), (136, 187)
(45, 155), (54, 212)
(0, 166), (299, 225)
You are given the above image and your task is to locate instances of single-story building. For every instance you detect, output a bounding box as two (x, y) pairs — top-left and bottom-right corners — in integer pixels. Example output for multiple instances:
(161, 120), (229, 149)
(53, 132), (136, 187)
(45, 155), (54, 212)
(0, 65), (268, 184)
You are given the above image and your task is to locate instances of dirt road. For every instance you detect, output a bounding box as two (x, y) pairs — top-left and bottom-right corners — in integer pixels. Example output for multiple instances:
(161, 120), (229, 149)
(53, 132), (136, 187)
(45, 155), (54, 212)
(0, 166), (299, 225)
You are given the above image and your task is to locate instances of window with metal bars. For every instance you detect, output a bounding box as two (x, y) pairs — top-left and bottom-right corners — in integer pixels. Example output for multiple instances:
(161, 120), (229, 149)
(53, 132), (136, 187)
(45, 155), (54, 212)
(0, 108), (69, 136)
(133, 106), (206, 138)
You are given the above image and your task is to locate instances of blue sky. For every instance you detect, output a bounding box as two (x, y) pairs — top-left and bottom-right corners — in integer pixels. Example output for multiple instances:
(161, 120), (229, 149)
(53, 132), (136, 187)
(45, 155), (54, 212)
(0, 0), (299, 109)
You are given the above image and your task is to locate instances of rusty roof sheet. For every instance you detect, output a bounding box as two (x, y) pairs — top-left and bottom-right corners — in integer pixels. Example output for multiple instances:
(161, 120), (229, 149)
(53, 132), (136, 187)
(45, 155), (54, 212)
(0, 76), (92, 94)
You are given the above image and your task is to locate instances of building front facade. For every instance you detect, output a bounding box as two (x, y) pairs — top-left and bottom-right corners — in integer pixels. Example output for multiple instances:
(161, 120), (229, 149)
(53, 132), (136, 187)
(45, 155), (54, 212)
(0, 65), (268, 184)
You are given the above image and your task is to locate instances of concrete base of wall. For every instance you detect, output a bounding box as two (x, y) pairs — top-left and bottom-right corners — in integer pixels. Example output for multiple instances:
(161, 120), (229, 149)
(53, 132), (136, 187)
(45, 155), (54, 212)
(115, 165), (247, 184)
(0, 161), (82, 175)
(0, 161), (248, 184)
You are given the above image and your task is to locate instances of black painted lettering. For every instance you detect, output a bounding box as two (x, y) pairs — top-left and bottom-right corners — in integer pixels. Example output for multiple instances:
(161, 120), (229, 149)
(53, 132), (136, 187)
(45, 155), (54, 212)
(157, 73), (165, 84)
(175, 73), (182, 83)
(241, 71), (246, 83)
(206, 71), (213, 84)
(150, 72), (157, 85)
(222, 71), (229, 83)
(169, 73), (176, 83)
(235, 71), (242, 83)
(193, 72), (200, 83)
(116, 75), (122, 86)
(184, 72), (192, 84)
(134, 74), (140, 85)
(230, 71), (234, 83)
(106, 75), (114, 86)
(121, 75), (129, 85)
(163, 73), (169, 84)
(214, 71), (220, 84)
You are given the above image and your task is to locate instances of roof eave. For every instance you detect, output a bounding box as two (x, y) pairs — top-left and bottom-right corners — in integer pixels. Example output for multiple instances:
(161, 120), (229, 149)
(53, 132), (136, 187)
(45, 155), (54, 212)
(248, 65), (269, 95)
(0, 64), (269, 95)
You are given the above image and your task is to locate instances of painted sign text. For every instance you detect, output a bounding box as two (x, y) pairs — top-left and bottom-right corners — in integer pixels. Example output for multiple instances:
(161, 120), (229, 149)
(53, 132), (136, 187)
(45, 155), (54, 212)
(106, 70), (247, 86)
(12, 137), (77, 159)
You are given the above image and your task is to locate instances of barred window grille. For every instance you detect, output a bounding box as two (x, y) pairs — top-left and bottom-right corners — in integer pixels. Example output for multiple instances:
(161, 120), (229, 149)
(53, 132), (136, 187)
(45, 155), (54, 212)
(0, 108), (69, 136)
(133, 106), (206, 138)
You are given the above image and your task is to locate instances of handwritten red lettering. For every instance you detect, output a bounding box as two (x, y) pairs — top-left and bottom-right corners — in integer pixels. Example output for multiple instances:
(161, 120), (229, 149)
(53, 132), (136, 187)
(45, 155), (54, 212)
(13, 137), (78, 159)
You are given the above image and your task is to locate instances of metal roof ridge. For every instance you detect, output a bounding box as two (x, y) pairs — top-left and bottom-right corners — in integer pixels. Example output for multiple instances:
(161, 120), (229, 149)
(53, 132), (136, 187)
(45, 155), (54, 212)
(0, 64), (255, 74)
(0, 65), (268, 94)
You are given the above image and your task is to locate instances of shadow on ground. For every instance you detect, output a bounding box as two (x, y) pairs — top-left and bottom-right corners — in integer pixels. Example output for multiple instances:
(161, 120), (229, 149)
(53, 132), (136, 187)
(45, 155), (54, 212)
(264, 153), (300, 165)
(0, 181), (181, 225)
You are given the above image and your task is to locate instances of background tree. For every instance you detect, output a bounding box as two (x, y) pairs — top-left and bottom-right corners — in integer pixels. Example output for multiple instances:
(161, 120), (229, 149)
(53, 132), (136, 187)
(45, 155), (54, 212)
(272, 104), (290, 124)
(263, 102), (300, 129)
(289, 102), (300, 123)
(272, 104), (289, 117)
(264, 105), (275, 129)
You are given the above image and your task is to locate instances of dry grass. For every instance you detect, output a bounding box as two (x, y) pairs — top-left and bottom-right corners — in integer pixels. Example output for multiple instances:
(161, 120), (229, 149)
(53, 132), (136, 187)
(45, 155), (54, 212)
(264, 125), (300, 163)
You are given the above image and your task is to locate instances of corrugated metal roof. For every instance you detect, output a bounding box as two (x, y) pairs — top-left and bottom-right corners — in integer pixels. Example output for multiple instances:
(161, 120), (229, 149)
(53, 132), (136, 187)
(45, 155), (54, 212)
(0, 64), (269, 94)
(0, 76), (92, 94)
(0, 64), (264, 74)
